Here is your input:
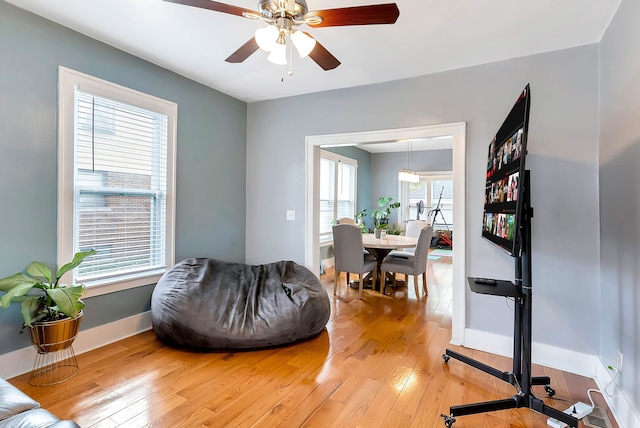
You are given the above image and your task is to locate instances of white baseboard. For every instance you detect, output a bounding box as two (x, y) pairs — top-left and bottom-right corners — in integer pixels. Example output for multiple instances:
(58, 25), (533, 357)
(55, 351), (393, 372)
(463, 328), (640, 428)
(595, 357), (640, 428)
(0, 311), (152, 379)
(464, 328), (597, 378)
(321, 257), (335, 270)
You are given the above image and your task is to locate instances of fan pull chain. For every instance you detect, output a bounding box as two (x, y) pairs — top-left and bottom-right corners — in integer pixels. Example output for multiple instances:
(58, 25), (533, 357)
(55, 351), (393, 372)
(288, 41), (294, 76)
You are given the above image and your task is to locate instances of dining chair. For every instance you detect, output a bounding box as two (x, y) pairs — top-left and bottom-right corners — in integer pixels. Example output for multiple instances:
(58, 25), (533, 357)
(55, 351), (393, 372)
(387, 220), (429, 259)
(332, 224), (377, 299)
(336, 216), (368, 283)
(380, 226), (433, 299)
(336, 217), (356, 225)
(387, 220), (430, 283)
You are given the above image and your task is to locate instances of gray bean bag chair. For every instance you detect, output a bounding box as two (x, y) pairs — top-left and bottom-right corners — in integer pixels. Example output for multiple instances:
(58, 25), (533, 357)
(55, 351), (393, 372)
(151, 258), (330, 349)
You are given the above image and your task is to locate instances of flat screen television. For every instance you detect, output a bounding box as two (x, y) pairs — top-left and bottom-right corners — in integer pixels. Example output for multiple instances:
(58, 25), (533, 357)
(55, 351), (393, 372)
(482, 84), (531, 256)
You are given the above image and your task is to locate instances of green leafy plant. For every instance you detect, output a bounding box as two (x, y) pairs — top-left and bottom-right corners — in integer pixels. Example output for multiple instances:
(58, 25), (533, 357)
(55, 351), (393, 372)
(0, 249), (96, 327)
(371, 197), (401, 229)
(386, 223), (403, 235)
(356, 209), (367, 220)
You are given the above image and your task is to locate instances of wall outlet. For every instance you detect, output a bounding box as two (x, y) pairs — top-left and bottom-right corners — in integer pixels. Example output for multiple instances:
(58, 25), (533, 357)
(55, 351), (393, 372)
(286, 210), (295, 221)
(616, 349), (623, 373)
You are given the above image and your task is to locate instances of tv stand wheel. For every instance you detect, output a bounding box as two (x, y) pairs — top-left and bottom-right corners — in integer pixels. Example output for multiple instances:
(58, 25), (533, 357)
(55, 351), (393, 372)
(544, 385), (556, 397)
(441, 414), (456, 427)
(442, 354), (450, 363)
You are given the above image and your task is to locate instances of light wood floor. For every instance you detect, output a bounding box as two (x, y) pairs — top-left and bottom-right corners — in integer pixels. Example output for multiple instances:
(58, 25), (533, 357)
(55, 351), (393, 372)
(10, 255), (617, 427)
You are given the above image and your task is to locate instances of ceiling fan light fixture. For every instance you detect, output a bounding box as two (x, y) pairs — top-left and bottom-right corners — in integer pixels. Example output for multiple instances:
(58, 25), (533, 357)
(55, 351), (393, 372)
(291, 30), (316, 58)
(255, 25), (279, 52)
(267, 41), (287, 65)
(167, 0), (400, 73)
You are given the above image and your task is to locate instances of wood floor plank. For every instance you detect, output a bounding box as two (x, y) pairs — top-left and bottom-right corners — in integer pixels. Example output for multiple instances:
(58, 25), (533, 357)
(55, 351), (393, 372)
(301, 398), (346, 427)
(251, 376), (343, 427)
(356, 379), (403, 427)
(7, 256), (617, 427)
(331, 377), (383, 427)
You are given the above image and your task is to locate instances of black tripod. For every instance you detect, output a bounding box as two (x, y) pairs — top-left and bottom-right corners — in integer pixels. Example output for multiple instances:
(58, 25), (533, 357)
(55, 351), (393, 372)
(428, 186), (452, 247)
(440, 172), (578, 427)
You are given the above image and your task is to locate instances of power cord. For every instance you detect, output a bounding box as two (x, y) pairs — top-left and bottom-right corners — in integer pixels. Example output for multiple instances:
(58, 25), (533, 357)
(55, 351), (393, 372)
(505, 296), (515, 310)
(586, 366), (619, 408)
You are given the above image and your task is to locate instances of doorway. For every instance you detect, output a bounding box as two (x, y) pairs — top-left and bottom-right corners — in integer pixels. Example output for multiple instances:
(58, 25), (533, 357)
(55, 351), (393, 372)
(305, 123), (467, 345)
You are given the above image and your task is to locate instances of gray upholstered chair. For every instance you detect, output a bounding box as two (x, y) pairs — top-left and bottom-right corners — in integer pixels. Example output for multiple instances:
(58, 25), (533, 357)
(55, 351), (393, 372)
(380, 226), (433, 299)
(336, 217), (356, 225)
(332, 224), (377, 299)
(335, 217), (368, 283)
(387, 220), (429, 259)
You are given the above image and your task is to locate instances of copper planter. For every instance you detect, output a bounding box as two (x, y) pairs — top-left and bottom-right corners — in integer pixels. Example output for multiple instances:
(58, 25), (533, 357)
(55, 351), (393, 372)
(27, 312), (83, 353)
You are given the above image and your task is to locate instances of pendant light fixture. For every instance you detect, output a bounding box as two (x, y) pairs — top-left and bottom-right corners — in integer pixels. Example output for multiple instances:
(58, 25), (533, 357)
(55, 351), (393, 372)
(399, 140), (419, 183)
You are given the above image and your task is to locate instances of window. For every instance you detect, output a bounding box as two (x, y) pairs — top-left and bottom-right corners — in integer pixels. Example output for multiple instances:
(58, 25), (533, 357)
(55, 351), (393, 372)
(319, 150), (357, 242)
(399, 173), (453, 230)
(58, 67), (177, 296)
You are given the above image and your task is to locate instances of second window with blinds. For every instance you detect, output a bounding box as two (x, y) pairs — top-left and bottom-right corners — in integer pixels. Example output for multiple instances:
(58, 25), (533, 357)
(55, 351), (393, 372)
(319, 150), (357, 242)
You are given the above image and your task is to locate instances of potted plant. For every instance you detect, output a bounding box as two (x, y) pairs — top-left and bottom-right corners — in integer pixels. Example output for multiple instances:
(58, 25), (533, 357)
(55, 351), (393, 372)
(386, 223), (403, 236)
(356, 209), (367, 225)
(371, 197), (400, 238)
(0, 249), (96, 352)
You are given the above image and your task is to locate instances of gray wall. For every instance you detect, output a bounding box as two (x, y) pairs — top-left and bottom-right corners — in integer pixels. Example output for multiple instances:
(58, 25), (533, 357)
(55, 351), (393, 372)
(246, 46), (601, 355)
(599, 0), (640, 410)
(371, 149), (453, 228)
(0, 2), (247, 353)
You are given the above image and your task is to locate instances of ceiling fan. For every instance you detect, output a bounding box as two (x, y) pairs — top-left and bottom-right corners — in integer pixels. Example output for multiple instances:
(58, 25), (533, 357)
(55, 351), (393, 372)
(164, 0), (400, 70)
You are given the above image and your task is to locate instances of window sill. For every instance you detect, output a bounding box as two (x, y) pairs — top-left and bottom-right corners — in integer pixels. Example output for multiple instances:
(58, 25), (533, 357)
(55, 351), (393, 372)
(83, 269), (165, 298)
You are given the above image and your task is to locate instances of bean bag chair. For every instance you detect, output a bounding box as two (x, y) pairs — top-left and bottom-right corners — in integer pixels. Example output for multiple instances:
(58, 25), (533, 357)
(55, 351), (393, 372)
(151, 258), (330, 349)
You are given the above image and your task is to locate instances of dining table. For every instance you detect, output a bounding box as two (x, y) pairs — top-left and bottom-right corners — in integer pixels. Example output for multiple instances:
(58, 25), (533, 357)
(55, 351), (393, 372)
(360, 233), (418, 292)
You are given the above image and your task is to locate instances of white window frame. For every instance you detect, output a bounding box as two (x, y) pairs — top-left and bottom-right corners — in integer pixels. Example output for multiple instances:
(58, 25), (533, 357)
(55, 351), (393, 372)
(398, 171), (453, 228)
(58, 66), (177, 297)
(319, 150), (358, 243)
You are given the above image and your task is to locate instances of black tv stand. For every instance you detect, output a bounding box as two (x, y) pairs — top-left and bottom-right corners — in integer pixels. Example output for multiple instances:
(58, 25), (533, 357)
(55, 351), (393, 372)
(440, 172), (578, 428)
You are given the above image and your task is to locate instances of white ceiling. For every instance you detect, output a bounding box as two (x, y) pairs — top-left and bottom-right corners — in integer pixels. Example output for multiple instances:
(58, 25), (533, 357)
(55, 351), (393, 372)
(6, 0), (620, 103)
(355, 137), (453, 153)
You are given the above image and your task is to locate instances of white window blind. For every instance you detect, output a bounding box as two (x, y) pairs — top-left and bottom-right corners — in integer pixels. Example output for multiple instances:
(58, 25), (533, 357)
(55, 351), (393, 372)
(319, 157), (336, 238)
(58, 67), (176, 295)
(336, 162), (355, 220)
(74, 91), (168, 281)
(319, 151), (357, 240)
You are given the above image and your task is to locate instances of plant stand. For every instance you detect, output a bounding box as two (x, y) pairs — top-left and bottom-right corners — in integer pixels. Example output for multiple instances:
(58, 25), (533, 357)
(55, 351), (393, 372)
(29, 345), (79, 387)
(27, 314), (82, 386)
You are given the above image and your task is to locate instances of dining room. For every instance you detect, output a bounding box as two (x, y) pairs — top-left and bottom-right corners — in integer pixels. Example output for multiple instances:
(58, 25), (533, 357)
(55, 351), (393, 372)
(316, 133), (455, 305)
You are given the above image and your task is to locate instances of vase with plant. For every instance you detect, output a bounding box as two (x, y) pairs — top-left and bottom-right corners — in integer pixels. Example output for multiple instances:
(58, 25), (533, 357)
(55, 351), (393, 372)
(0, 249), (96, 352)
(356, 209), (367, 225)
(371, 197), (401, 238)
(386, 223), (403, 236)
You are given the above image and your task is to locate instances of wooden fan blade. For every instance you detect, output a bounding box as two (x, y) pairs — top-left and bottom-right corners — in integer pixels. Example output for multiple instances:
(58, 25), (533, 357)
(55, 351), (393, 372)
(225, 38), (259, 63)
(305, 3), (399, 28)
(163, 0), (258, 18)
(305, 34), (341, 70)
